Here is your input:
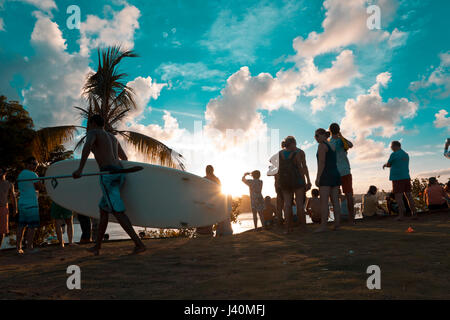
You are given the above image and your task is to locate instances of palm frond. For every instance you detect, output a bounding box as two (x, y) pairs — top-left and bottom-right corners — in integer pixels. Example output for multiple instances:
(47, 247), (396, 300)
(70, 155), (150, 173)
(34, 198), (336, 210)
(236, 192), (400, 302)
(119, 130), (185, 170)
(82, 45), (138, 130)
(32, 126), (81, 163)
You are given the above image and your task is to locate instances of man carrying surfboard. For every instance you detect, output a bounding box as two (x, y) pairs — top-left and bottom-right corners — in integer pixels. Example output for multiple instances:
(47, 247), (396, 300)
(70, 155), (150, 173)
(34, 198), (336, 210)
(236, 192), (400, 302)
(72, 114), (146, 255)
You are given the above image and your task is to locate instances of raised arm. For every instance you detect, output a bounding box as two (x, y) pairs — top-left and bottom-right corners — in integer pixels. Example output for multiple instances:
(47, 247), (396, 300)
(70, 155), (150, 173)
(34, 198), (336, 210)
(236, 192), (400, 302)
(241, 173), (250, 186)
(340, 134), (353, 149)
(344, 138), (353, 149)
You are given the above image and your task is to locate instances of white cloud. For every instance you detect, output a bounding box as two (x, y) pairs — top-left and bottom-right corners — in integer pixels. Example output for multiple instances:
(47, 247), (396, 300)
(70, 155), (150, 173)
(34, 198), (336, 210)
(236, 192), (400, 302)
(21, 12), (91, 127)
(410, 51), (450, 98)
(155, 62), (225, 89)
(408, 151), (437, 157)
(433, 109), (450, 131)
(120, 111), (188, 144)
(30, 11), (66, 50)
(79, 4), (140, 56)
(341, 72), (418, 163)
(204, 66), (269, 136)
(126, 76), (167, 118)
(388, 27), (408, 47)
(416, 168), (450, 179)
(300, 49), (359, 112)
(11, 0), (57, 13)
(292, 0), (398, 58)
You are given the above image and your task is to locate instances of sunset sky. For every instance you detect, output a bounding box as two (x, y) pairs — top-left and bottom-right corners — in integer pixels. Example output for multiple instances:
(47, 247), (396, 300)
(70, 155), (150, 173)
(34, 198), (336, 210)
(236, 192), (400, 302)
(0, 0), (449, 196)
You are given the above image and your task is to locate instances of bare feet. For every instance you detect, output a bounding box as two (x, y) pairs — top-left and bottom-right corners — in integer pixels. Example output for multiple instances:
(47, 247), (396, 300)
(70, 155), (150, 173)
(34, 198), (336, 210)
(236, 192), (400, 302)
(17, 249), (24, 255)
(87, 246), (100, 256)
(130, 245), (146, 255)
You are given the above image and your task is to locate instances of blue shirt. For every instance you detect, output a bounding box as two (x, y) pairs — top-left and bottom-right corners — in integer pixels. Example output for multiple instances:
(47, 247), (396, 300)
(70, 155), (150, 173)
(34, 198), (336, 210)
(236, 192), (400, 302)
(17, 169), (39, 207)
(328, 138), (351, 176)
(387, 149), (410, 181)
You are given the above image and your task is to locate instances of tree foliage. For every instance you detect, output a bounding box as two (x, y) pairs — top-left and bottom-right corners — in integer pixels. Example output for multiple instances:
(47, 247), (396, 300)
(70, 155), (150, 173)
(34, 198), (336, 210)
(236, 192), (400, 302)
(0, 96), (35, 169)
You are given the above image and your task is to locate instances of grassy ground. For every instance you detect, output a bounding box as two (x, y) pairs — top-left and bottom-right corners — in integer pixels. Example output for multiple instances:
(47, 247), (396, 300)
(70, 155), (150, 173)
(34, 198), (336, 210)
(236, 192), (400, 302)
(0, 210), (449, 299)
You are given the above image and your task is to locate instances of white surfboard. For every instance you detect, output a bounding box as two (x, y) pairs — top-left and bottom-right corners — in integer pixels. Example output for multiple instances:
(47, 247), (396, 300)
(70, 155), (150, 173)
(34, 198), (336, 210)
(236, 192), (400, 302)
(44, 159), (231, 228)
(267, 152), (279, 176)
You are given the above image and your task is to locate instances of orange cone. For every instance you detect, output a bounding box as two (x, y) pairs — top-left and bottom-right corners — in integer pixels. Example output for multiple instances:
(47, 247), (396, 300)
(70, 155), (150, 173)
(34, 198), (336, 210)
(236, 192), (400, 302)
(406, 226), (415, 233)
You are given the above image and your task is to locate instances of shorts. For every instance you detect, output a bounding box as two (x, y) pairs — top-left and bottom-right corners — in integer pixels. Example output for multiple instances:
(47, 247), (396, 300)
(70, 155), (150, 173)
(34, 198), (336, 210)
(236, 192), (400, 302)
(51, 202), (73, 220)
(18, 204), (40, 228)
(341, 174), (353, 194)
(0, 206), (9, 234)
(99, 166), (126, 213)
(392, 179), (412, 194)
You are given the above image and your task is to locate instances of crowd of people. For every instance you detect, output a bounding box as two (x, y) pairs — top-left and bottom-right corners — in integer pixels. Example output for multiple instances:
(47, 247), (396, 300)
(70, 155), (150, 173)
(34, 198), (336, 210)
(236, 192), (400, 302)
(240, 123), (450, 233)
(0, 116), (449, 254)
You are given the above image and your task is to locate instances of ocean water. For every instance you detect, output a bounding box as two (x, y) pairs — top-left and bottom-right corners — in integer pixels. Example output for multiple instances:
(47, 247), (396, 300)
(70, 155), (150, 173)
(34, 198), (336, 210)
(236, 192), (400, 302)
(1, 213), (254, 250)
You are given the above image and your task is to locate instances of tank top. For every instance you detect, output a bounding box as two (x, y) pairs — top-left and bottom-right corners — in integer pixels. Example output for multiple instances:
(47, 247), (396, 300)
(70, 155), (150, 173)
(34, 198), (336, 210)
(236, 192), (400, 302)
(316, 142), (341, 187)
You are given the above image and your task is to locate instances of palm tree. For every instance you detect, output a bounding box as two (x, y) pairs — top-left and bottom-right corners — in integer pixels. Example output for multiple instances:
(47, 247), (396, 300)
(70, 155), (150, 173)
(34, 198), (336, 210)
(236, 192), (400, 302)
(31, 46), (184, 169)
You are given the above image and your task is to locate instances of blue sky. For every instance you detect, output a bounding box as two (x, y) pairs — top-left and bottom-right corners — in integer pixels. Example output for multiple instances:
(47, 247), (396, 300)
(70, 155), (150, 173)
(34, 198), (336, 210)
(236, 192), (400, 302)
(0, 0), (449, 196)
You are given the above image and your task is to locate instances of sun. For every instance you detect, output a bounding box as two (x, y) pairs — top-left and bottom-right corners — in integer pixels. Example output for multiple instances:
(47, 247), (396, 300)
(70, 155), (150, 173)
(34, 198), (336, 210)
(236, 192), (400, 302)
(220, 177), (247, 198)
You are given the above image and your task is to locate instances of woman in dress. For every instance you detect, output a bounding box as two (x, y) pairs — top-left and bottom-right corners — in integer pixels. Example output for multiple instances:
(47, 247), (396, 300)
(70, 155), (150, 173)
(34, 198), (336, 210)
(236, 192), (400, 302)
(314, 128), (342, 232)
(242, 170), (265, 230)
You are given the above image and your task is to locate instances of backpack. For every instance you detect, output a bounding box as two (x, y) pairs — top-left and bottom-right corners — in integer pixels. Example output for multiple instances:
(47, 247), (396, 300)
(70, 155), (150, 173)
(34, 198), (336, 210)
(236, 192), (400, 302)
(278, 149), (303, 190)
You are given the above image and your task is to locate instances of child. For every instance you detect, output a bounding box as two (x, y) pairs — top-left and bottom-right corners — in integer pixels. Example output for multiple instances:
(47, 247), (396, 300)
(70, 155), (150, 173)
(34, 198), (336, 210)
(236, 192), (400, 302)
(306, 189), (322, 224)
(262, 196), (276, 228)
(242, 170), (265, 230)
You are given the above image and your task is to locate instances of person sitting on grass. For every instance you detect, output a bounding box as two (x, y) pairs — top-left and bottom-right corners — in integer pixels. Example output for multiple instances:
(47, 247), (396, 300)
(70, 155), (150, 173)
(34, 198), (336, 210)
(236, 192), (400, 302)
(362, 186), (388, 219)
(262, 196), (276, 229)
(306, 189), (322, 224)
(445, 181), (450, 204)
(423, 177), (449, 211)
(51, 202), (75, 248)
(386, 192), (411, 216)
(196, 165), (220, 237)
